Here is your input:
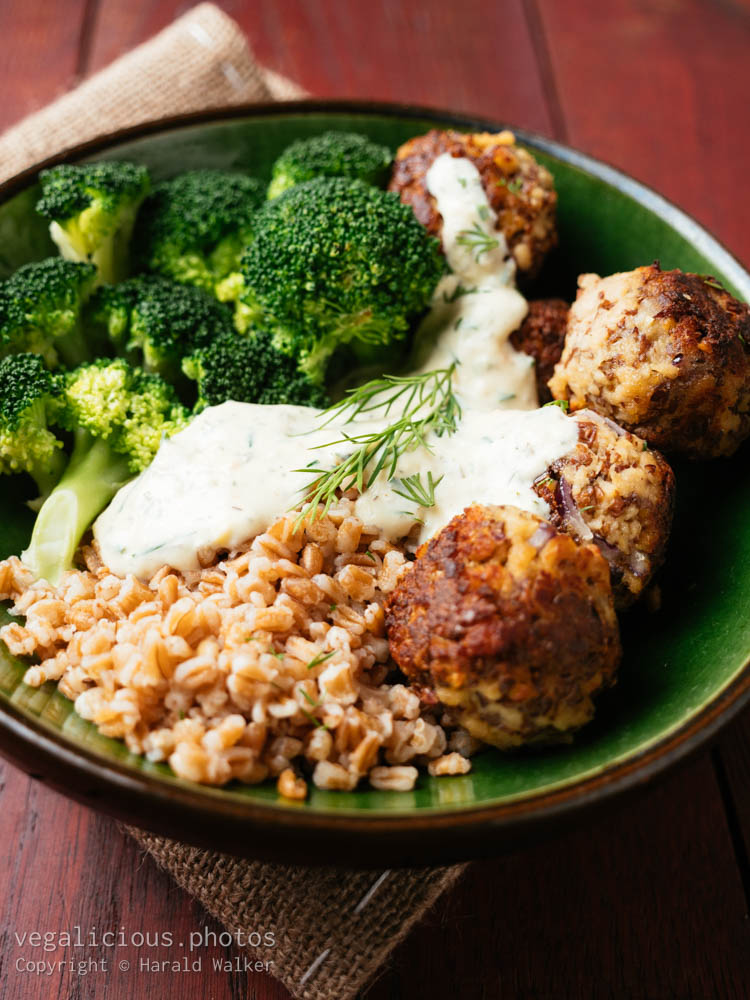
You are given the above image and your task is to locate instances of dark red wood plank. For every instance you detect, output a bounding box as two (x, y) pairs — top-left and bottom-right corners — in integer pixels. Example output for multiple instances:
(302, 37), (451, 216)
(0, 763), (288, 1000)
(3, 753), (748, 1000)
(0, 0), (90, 133)
(533, 0), (750, 264)
(87, 0), (555, 134)
(371, 754), (750, 1000)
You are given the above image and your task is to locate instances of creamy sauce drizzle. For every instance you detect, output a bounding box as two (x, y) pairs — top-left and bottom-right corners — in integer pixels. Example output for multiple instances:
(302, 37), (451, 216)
(95, 401), (577, 579)
(414, 153), (536, 411)
(426, 152), (515, 285)
(94, 153), (573, 579)
(413, 274), (535, 411)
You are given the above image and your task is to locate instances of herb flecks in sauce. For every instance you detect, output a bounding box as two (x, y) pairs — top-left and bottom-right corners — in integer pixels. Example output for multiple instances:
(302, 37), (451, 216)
(95, 153), (576, 579)
(296, 365), (461, 525)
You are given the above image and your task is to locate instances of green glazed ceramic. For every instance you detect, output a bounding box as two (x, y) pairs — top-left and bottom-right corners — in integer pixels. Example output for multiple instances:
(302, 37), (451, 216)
(1, 102), (749, 866)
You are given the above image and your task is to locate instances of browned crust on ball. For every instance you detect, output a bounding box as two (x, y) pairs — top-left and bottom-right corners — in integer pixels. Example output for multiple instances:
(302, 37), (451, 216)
(388, 129), (558, 277)
(549, 265), (750, 459)
(385, 505), (620, 748)
(533, 410), (675, 607)
(510, 298), (569, 402)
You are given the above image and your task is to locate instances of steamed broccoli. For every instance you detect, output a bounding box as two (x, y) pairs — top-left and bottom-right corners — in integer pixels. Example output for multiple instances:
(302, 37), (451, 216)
(0, 258), (98, 368)
(88, 276), (235, 382)
(36, 162), (150, 285)
(22, 359), (188, 584)
(182, 329), (328, 411)
(133, 170), (265, 294)
(267, 131), (392, 199)
(238, 177), (445, 383)
(0, 353), (65, 502)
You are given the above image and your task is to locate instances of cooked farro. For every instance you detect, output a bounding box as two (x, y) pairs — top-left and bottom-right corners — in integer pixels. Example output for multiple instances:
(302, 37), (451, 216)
(0, 501), (474, 794)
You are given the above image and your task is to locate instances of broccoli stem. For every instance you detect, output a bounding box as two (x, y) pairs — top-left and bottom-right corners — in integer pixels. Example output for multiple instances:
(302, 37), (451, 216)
(27, 447), (68, 510)
(22, 433), (132, 585)
(93, 214), (138, 286)
(50, 212), (137, 287)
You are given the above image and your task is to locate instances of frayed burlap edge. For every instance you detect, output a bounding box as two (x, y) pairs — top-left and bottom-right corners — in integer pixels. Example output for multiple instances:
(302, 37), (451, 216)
(126, 826), (467, 1000)
(0, 3), (307, 183)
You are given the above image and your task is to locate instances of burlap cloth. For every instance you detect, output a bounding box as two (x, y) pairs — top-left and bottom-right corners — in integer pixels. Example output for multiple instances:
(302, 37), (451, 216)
(0, 5), (468, 997)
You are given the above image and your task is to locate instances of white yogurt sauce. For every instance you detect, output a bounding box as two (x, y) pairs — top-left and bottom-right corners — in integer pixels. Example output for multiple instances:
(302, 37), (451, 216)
(414, 153), (536, 411)
(425, 153), (515, 285)
(94, 152), (570, 579)
(95, 401), (577, 579)
(413, 274), (535, 411)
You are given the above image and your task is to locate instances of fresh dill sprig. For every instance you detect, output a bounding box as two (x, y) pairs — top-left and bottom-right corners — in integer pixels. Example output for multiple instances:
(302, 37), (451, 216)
(392, 471), (443, 509)
(294, 365), (461, 524)
(301, 687), (320, 706)
(456, 221), (500, 261)
(300, 707), (329, 730)
(318, 364), (460, 426)
(306, 650), (336, 671)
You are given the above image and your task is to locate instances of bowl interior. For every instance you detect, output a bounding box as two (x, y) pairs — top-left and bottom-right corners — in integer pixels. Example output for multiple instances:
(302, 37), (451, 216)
(1, 107), (749, 819)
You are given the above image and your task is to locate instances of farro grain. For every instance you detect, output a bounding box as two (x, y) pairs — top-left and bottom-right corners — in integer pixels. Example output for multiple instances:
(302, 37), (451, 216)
(369, 765), (419, 792)
(0, 506), (473, 791)
(277, 767), (308, 800)
(428, 753), (472, 776)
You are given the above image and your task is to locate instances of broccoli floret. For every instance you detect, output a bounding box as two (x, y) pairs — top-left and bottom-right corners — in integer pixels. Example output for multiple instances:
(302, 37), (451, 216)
(0, 258), (98, 368)
(36, 162), (150, 285)
(133, 170), (265, 294)
(239, 177), (445, 383)
(267, 131), (393, 199)
(88, 276), (235, 382)
(214, 270), (255, 334)
(0, 354), (66, 501)
(22, 359), (188, 584)
(182, 329), (328, 411)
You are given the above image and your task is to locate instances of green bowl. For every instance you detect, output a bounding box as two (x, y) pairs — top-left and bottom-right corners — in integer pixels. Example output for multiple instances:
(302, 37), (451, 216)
(1, 101), (749, 866)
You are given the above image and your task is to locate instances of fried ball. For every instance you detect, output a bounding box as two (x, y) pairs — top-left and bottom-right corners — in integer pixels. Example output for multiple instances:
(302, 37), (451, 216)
(388, 129), (557, 277)
(510, 298), (569, 403)
(533, 409), (675, 607)
(548, 265), (750, 459)
(386, 504), (621, 750)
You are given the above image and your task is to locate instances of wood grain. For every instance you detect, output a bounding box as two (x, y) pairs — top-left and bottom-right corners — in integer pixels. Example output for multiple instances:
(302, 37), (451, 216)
(0, 0), (89, 133)
(372, 754), (750, 1000)
(533, 0), (750, 264)
(3, 753), (748, 999)
(0, 762), (288, 1000)
(86, 0), (556, 134)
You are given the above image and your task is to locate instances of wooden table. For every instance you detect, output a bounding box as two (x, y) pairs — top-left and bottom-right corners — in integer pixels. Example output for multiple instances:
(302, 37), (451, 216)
(2, 2), (750, 997)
